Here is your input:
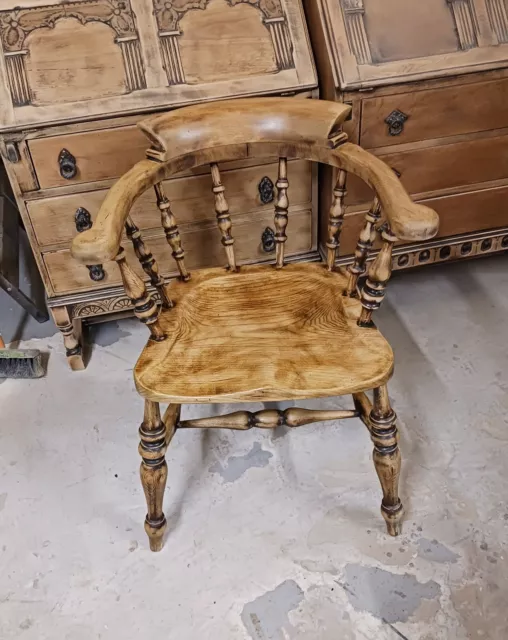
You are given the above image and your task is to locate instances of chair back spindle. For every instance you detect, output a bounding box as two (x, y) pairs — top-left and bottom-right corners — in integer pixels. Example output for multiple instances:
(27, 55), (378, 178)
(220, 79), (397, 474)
(210, 163), (237, 272)
(358, 224), (397, 327)
(326, 169), (347, 271)
(346, 196), (382, 296)
(125, 216), (173, 309)
(114, 247), (165, 341)
(274, 157), (289, 269)
(155, 182), (190, 282)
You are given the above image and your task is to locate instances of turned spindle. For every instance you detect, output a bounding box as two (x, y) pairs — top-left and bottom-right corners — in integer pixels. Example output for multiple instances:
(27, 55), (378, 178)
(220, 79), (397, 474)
(178, 407), (358, 430)
(346, 197), (382, 296)
(114, 247), (165, 341)
(210, 163), (237, 272)
(125, 215), (172, 309)
(274, 157), (289, 269)
(326, 169), (347, 271)
(155, 182), (190, 282)
(358, 224), (397, 327)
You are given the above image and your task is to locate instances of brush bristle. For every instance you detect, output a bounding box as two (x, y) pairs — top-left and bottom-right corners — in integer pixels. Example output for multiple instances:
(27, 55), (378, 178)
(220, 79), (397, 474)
(0, 349), (45, 379)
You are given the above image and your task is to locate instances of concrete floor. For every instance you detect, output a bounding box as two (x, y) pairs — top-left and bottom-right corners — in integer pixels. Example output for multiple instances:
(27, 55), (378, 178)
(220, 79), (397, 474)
(1, 256), (507, 639)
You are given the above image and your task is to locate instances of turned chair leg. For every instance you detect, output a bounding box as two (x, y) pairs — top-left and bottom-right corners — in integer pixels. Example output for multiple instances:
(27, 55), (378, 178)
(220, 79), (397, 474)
(138, 400), (177, 551)
(369, 385), (404, 536)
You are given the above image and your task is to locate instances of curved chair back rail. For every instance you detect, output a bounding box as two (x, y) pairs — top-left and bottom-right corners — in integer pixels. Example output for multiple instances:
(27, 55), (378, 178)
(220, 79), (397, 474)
(71, 98), (439, 265)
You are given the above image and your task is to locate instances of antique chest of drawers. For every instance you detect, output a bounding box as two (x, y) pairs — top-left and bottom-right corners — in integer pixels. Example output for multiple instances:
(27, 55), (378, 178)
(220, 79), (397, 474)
(304, 0), (508, 270)
(0, 0), (317, 369)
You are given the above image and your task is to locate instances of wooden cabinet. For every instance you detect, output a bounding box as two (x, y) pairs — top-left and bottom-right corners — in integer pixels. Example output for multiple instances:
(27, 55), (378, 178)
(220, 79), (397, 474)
(304, 0), (508, 270)
(0, 0), (317, 369)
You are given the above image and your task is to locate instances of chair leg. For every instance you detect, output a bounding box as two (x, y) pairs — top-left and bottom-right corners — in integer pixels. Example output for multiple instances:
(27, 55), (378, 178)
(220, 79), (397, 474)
(369, 385), (404, 536)
(139, 400), (171, 551)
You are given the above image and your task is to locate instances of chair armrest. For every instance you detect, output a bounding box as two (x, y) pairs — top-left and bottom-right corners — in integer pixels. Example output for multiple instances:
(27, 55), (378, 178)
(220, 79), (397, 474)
(334, 143), (439, 242)
(71, 159), (165, 264)
(71, 132), (438, 265)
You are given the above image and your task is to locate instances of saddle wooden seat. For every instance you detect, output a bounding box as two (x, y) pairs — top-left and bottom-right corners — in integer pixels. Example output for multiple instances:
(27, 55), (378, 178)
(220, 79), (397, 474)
(134, 263), (393, 404)
(71, 97), (439, 552)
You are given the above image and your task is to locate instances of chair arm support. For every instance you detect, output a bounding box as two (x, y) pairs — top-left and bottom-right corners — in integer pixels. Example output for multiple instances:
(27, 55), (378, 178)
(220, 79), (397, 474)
(71, 159), (165, 264)
(71, 139), (439, 265)
(333, 143), (439, 242)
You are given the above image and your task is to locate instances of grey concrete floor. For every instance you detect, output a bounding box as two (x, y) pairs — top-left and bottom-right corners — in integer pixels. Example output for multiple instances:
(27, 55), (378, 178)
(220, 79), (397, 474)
(0, 255), (507, 639)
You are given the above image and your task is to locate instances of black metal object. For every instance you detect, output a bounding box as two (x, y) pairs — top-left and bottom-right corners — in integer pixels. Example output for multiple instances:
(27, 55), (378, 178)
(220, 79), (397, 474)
(0, 177), (49, 323)
(261, 227), (276, 253)
(385, 110), (409, 136)
(58, 148), (77, 179)
(0, 272), (49, 323)
(74, 207), (104, 281)
(258, 176), (275, 204)
(74, 207), (92, 232)
(5, 142), (20, 164)
(86, 265), (106, 281)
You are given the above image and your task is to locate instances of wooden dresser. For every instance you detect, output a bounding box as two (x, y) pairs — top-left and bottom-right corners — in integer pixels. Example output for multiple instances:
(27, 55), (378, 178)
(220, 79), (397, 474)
(0, 0), (317, 369)
(304, 0), (508, 271)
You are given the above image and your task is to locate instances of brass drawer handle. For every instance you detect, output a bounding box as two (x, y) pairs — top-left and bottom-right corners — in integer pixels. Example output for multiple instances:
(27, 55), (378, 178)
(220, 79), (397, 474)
(74, 206), (104, 281)
(59, 148), (77, 180)
(258, 176), (275, 204)
(385, 110), (409, 136)
(261, 227), (276, 253)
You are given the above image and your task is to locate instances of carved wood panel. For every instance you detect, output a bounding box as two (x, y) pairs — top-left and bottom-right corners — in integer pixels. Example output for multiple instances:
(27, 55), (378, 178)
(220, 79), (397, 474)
(340, 0), (372, 65)
(485, 0), (508, 43)
(339, 0), (496, 65)
(447, 0), (478, 50)
(0, 1), (146, 107)
(152, 0), (295, 86)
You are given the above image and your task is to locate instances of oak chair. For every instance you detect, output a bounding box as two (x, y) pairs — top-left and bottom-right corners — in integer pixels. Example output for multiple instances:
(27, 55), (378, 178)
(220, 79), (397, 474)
(71, 98), (439, 552)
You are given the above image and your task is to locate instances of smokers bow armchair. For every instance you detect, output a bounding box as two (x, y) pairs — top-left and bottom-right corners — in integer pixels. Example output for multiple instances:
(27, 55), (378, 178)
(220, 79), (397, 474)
(72, 98), (439, 551)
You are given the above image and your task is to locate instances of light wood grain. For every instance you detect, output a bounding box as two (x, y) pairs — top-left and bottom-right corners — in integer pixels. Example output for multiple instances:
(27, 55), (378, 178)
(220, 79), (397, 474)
(361, 78), (508, 149)
(27, 159), (312, 248)
(370, 385), (403, 536)
(178, 0), (278, 83)
(27, 125), (149, 189)
(179, 408), (359, 430)
(140, 98), (351, 162)
(345, 132), (508, 206)
(306, 0), (508, 90)
(139, 400), (168, 552)
(71, 98), (438, 265)
(0, 0), (316, 129)
(134, 263), (394, 403)
(339, 182), (508, 258)
(304, 0), (508, 268)
(370, 134), (508, 200)
(50, 305), (85, 371)
(25, 19), (127, 106)
(52, 207), (313, 293)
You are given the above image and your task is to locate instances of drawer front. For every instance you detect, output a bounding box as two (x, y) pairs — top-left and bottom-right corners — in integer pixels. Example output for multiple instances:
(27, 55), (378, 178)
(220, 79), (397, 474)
(347, 134), (508, 205)
(361, 79), (508, 149)
(27, 126), (148, 189)
(28, 160), (312, 247)
(339, 184), (508, 257)
(44, 207), (314, 294)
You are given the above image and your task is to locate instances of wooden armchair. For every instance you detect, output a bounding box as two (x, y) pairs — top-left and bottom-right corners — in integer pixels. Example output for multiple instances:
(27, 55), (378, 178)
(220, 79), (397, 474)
(72, 98), (439, 552)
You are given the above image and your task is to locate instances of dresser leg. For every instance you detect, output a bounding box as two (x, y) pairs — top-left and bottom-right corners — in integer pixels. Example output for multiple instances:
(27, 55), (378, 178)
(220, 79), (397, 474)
(51, 306), (86, 371)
